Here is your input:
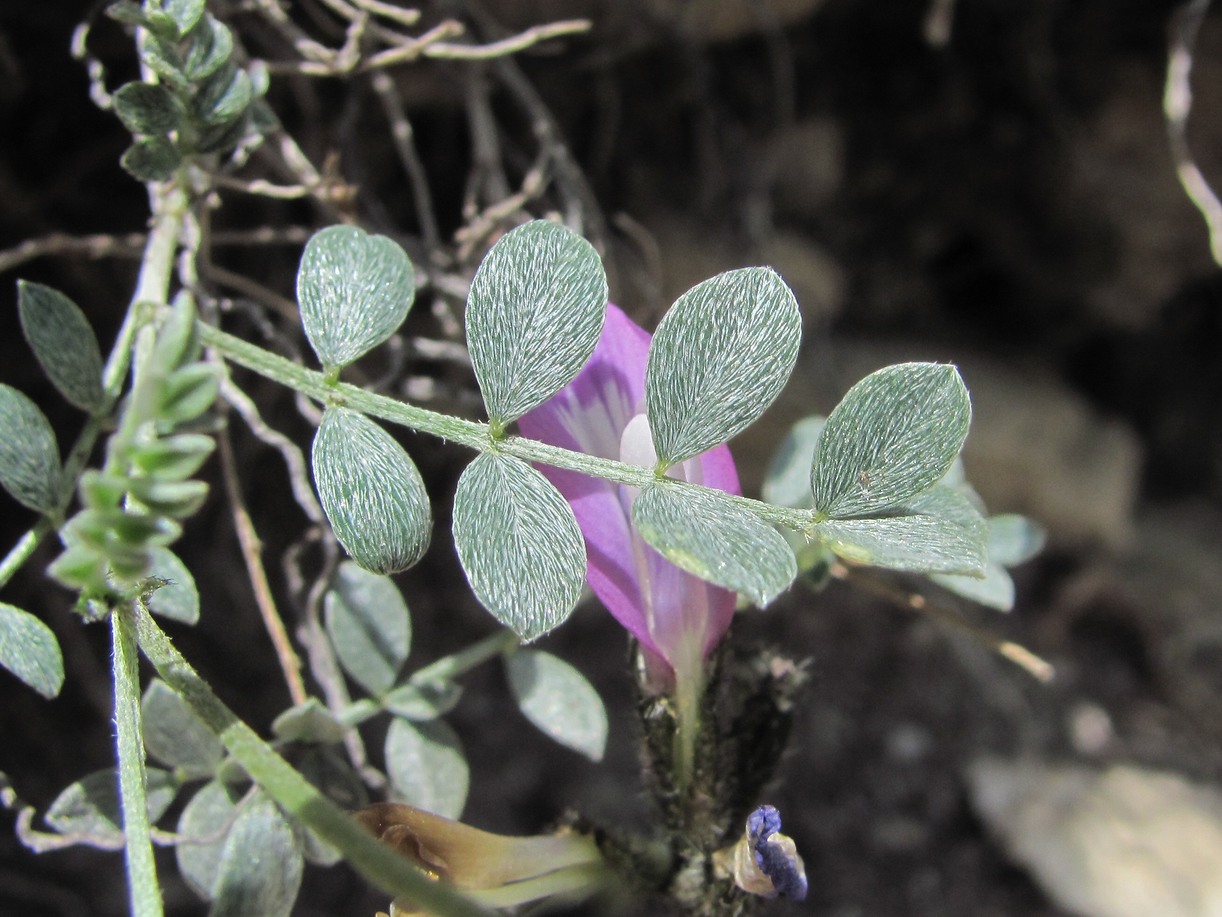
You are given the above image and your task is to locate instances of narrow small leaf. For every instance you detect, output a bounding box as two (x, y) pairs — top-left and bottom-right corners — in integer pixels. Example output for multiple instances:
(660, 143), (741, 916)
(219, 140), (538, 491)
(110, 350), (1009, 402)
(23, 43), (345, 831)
(17, 281), (105, 412)
(384, 717), (468, 819)
(176, 781), (238, 900)
(814, 486), (988, 575)
(633, 481), (797, 606)
(164, 0), (206, 34)
(181, 16), (233, 81)
(646, 268), (801, 467)
(0, 384), (61, 513)
(121, 136), (182, 182)
(811, 362), (971, 518)
(46, 768), (177, 844)
(210, 791), (304, 917)
(452, 452), (584, 641)
(129, 433), (215, 481)
(296, 225), (415, 370)
(506, 650), (607, 762)
(762, 415), (826, 510)
(0, 603), (64, 698)
(142, 679), (224, 775)
(312, 407), (432, 575)
(466, 220), (607, 427)
(193, 64), (252, 127)
(113, 82), (183, 135)
(324, 561), (410, 696)
(158, 363), (220, 423)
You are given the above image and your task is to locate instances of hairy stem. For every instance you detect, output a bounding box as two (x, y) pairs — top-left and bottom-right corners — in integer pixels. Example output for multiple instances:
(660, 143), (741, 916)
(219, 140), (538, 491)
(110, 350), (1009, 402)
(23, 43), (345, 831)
(112, 602), (163, 917)
(199, 323), (812, 532)
(131, 602), (493, 917)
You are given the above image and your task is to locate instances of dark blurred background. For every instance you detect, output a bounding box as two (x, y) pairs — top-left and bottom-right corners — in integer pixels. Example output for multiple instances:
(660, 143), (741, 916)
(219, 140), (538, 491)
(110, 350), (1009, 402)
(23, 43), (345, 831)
(2, 1), (1222, 914)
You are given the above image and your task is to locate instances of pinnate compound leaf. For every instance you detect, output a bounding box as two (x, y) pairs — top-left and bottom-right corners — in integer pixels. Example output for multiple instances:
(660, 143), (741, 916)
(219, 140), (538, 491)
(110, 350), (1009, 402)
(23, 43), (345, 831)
(296, 225), (415, 370)
(46, 768), (177, 844)
(17, 281), (105, 412)
(466, 220), (607, 426)
(121, 136), (182, 182)
(210, 790), (304, 917)
(812, 362), (971, 518)
(113, 82), (183, 135)
(384, 717), (468, 819)
(324, 561), (410, 696)
(312, 407), (431, 575)
(814, 485), (987, 575)
(646, 268), (801, 466)
(0, 603), (64, 698)
(177, 781), (238, 900)
(0, 384), (61, 513)
(142, 679), (223, 775)
(633, 481), (797, 606)
(506, 650), (607, 762)
(762, 415), (826, 510)
(452, 452), (584, 641)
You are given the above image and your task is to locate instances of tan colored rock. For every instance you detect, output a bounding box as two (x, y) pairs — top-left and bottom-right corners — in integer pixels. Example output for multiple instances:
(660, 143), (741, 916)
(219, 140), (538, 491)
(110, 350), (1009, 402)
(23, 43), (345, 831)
(969, 758), (1222, 917)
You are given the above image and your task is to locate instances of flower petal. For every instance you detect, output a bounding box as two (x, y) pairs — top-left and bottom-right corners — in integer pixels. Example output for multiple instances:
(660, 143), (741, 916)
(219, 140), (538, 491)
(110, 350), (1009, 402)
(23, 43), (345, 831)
(517, 304), (741, 675)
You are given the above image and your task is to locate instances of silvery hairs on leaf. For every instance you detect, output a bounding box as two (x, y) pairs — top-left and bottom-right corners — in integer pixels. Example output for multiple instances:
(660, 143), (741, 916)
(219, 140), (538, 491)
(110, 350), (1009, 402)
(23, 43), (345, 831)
(811, 362), (971, 519)
(646, 267), (801, 467)
(0, 384), (62, 513)
(296, 225), (415, 370)
(506, 649), (608, 762)
(632, 481), (797, 606)
(312, 407), (431, 575)
(814, 485), (988, 575)
(209, 790), (303, 917)
(452, 452), (586, 641)
(465, 220), (607, 427)
(17, 281), (105, 413)
(384, 717), (469, 820)
(0, 602), (64, 699)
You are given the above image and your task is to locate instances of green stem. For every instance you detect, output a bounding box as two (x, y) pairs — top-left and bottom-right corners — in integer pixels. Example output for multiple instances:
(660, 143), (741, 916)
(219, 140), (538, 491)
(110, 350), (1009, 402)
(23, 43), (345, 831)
(340, 629), (520, 728)
(112, 602), (164, 917)
(199, 324), (812, 532)
(0, 183), (188, 591)
(413, 628), (519, 683)
(131, 602), (493, 917)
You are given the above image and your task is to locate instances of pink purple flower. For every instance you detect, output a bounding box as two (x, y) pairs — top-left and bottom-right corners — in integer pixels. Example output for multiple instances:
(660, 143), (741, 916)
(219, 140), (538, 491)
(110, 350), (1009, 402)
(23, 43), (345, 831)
(517, 304), (740, 689)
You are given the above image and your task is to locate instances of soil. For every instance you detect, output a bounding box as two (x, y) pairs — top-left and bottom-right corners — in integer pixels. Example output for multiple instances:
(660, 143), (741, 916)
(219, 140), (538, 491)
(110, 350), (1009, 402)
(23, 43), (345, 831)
(2, 1), (1221, 915)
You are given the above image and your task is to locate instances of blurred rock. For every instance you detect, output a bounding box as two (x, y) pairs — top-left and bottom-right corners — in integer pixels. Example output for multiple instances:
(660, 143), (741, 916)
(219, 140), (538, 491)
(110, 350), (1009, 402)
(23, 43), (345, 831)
(641, 211), (845, 324)
(1068, 56), (1221, 331)
(968, 758), (1222, 917)
(956, 359), (1142, 548)
(766, 118), (845, 218)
